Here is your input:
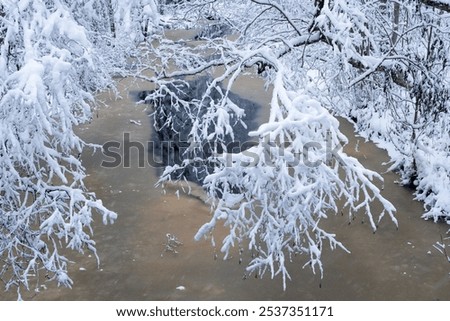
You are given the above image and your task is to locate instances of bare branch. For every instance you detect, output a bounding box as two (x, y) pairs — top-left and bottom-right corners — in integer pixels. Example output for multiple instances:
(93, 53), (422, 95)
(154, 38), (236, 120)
(250, 0), (305, 37)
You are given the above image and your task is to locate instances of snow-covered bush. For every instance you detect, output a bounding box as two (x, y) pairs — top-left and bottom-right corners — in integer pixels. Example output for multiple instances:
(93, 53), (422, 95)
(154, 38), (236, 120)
(338, 2), (450, 225)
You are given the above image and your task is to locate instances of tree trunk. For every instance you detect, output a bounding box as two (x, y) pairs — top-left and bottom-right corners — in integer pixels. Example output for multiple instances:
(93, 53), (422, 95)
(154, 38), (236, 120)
(391, 2), (400, 45)
(106, 0), (116, 37)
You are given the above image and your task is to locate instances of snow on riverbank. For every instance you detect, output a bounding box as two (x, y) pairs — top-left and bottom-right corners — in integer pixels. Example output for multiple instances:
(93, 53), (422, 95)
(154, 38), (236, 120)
(346, 104), (450, 230)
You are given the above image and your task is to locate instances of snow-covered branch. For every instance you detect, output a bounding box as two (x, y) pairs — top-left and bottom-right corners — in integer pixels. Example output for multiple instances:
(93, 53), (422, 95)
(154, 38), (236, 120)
(145, 0), (407, 286)
(193, 65), (397, 288)
(0, 0), (159, 296)
(421, 0), (450, 12)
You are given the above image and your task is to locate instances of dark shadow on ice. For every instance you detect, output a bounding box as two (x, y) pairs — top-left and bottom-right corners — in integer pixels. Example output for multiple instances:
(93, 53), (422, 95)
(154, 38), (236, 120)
(194, 22), (232, 40)
(130, 76), (260, 185)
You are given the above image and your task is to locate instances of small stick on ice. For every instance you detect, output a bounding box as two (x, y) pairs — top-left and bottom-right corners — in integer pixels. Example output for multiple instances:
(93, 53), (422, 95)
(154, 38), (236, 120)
(130, 119), (142, 126)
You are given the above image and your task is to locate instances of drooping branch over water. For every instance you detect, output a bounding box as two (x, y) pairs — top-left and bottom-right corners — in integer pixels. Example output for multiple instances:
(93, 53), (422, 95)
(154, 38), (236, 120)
(0, 0), (159, 296)
(146, 0), (407, 287)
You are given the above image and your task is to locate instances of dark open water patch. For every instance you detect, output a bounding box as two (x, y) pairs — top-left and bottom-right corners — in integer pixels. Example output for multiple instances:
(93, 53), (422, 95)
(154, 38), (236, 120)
(194, 22), (232, 40)
(130, 76), (260, 185)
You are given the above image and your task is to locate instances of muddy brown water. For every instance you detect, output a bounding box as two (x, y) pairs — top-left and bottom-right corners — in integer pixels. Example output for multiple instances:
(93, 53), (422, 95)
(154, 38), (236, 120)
(1, 29), (449, 301)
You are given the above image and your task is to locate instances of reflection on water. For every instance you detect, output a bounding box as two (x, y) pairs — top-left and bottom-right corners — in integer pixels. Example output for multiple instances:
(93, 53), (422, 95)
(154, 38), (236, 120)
(137, 75), (260, 185)
(1, 28), (449, 301)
